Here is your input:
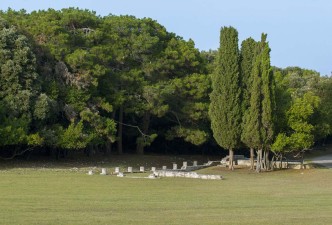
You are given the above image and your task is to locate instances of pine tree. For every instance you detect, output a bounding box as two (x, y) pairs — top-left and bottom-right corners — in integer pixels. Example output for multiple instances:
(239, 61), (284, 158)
(209, 27), (242, 170)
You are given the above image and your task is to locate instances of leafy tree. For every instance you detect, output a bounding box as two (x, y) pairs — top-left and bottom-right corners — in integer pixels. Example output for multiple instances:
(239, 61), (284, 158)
(0, 18), (42, 157)
(209, 27), (242, 170)
(272, 67), (331, 165)
(272, 92), (320, 166)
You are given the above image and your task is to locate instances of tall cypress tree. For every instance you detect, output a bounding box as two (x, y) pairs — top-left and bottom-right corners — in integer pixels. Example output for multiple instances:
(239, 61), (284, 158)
(260, 34), (275, 171)
(209, 26), (242, 170)
(240, 38), (257, 169)
(241, 34), (275, 172)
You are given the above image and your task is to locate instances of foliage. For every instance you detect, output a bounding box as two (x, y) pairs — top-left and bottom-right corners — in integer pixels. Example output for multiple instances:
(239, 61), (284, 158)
(58, 121), (92, 149)
(272, 92), (320, 154)
(209, 26), (242, 150)
(0, 9), (331, 159)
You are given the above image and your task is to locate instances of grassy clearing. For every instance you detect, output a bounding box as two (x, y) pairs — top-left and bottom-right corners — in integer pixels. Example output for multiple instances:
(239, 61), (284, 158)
(1, 163), (332, 225)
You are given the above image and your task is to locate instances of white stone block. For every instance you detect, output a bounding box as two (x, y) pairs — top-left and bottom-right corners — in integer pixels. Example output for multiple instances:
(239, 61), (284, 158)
(200, 175), (208, 179)
(151, 167), (156, 172)
(148, 173), (157, 179)
(193, 161), (198, 166)
(117, 172), (125, 177)
(100, 168), (107, 175)
(162, 166), (167, 170)
(140, 166), (145, 172)
(173, 163), (177, 170)
(115, 167), (120, 173)
(127, 167), (133, 173)
(88, 170), (93, 175)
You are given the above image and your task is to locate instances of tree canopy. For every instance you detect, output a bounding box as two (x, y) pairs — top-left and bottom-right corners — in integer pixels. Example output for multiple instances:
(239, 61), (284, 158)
(0, 8), (331, 165)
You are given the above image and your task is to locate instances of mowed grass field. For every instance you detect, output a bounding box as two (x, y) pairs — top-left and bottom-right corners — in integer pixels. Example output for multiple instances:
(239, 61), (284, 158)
(1, 161), (332, 225)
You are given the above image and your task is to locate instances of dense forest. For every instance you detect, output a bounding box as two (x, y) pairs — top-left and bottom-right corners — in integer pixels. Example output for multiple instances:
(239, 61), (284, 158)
(0, 8), (331, 166)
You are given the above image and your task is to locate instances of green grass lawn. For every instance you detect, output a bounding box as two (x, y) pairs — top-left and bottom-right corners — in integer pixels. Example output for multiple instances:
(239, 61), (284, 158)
(1, 164), (332, 225)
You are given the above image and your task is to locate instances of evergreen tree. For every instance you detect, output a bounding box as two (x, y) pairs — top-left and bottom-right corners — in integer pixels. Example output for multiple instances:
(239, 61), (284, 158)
(242, 34), (275, 172)
(240, 37), (257, 169)
(209, 27), (242, 170)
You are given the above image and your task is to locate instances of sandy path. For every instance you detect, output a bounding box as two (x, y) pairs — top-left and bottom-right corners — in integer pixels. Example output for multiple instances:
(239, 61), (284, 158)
(310, 154), (332, 168)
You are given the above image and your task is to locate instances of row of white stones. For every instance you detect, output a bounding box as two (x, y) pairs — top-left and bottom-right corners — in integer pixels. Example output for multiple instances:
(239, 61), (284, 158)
(88, 161), (200, 175)
(87, 160), (222, 180)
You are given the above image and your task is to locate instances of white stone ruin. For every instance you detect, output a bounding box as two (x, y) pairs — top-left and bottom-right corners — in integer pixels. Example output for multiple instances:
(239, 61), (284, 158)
(100, 168), (107, 175)
(153, 170), (222, 180)
(110, 158), (223, 180)
(173, 163), (177, 170)
(88, 170), (93, 175)
(148, 173), (157, 179)
(117, 172), (125, 177)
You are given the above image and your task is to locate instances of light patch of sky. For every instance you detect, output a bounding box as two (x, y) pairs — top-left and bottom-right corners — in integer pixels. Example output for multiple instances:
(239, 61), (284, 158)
(0, 0), (331, 75)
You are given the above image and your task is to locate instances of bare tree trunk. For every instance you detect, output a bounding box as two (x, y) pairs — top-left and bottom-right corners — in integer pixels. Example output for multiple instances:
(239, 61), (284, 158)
(117, 106), (123, 155)
(229, 148), (234, 170)
(136, 111), (150, 154)
(250, 148), (255, 170)
(265, 150), (271, 171)
(105, 141), (112, 155)
(256, 149), (263, 173)
(301, 150), (304, 169)
(271, 155), (275, 171)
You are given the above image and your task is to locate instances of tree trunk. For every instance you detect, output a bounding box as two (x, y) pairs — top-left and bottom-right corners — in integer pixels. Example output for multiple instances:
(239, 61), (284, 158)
(262, 150), (267, 171)
(105, 140), (112, 155)
(250, 148), (255, 170)
(271, 155), (275, 171)
(117, 106), (123, 155)
(229, 148), (234, 170)
(256, 149), (263, 173)
(136, 111), (150, 154)
(266, 150), (271, 170)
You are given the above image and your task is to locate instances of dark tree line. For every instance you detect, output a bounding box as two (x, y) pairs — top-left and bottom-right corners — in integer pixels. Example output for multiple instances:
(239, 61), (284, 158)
(0, 9), (331, 164)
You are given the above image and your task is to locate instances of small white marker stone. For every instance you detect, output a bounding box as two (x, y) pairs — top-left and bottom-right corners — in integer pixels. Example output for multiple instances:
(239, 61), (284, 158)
(100, 168), (107, 175)
(173, 163), (177, 170)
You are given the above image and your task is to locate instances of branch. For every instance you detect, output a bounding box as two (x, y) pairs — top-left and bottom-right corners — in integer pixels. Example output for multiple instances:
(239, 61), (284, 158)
(0, 147), (35, 160)
(170, 111), (182, 127)
(115, 121), (149, 137)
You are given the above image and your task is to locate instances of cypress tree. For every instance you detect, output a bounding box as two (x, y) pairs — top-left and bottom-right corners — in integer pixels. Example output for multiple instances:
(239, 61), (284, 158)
(260, 34), (275, 171)
(209, 26), (242, 170)
(241, 34), (275, 172)
(240, 38), (258, 169)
